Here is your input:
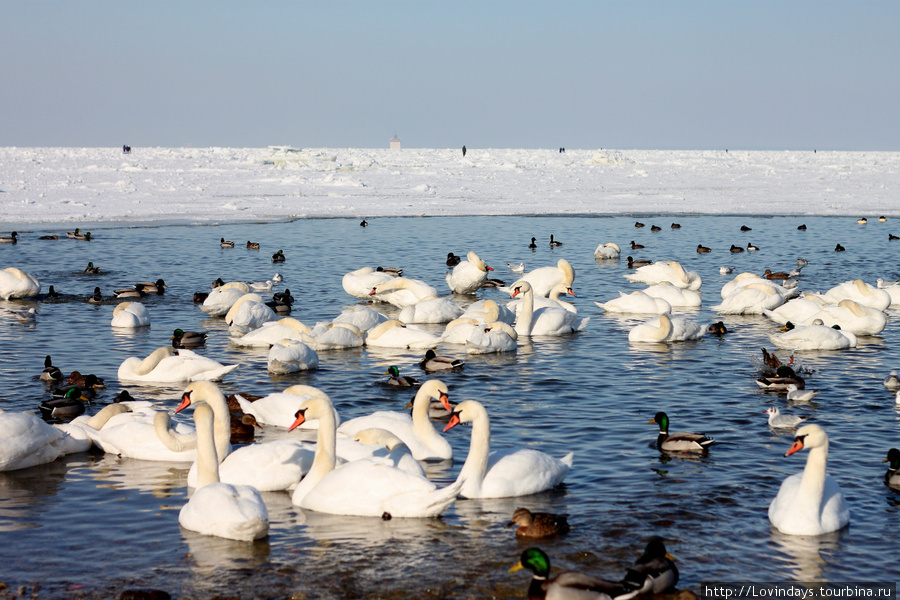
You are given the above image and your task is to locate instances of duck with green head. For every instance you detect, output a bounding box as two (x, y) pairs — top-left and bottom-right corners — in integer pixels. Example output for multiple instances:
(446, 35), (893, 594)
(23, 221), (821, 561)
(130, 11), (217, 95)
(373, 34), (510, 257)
(510, 548), (633, 600)
(621, 536), (679, 595)
(884, 448), (900, 489)
(172, 328), (208, 349)
(385, 365), (419, 387)
(84, 262), (101, 274)
(649, 411), (714, 453)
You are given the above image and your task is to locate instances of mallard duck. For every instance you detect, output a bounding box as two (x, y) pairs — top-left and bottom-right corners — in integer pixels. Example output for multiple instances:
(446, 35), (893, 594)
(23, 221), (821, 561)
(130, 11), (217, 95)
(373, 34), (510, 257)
(73, 231), (92, 241)
(211, 277), (225, 288)
(696, 244), (711, 253)
(193, 292), (209, 303)
(376, 266), (403, 276)
(510, 548), (632, 600)
(39, 234), (59, 240)
(220, 237), (235, 248)
(528, 237), (537, 249)
(621, 537), (679, 595)
(272, 249), (285, 263)
(757, 365), (805, 391)
(172, 328), (208, 348)
(883, 448), (900, 488)
(630, 240), (644, 249)
(835, 243), (845, 252)
(626, 256), (652, 268)
(385, 365), (419, 387)
(649, 411), (714, 453)
(66, 228), (81, 239)
(707, 321), (728, 335)
(635, 222), (645, 228)
(740, 225), (752, 231)
(549, 234), (563, 247)
(507, 508), (570, 538)
(83, 262), (101, 274)
(418, 349), (464, 372)
(39, 388), (88, 420)
(114, 283), (146, 299)
(247, 241), (260, 249)
(134, 278), (167, 294)
(747, 242), (760, 251)
(650, 225), (662, 232)
(66, 371), (106, 390)
(0, 231), (18, 244)
(88, 287), (104, 304)
(730, 244), (744, 253)
(884, 370), (900, 390)
(39, 355), (63, 383)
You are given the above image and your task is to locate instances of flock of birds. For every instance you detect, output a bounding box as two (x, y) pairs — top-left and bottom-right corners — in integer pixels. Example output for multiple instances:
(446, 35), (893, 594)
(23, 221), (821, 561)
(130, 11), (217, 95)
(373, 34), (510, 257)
(3, 218), (900, 598)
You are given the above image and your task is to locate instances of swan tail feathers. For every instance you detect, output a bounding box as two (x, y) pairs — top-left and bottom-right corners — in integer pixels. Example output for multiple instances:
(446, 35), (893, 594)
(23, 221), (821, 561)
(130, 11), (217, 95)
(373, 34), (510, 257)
(190, 364), (239, 382)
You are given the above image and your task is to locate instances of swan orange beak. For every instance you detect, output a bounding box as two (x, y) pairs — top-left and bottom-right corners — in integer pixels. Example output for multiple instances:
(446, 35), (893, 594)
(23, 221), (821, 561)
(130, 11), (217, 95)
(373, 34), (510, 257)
(486, 265), (494, 271)
(567, 287), (576, 297)
(785, 438), (805, 457)
(368, 288), (377, 296)
(439, 392), (452, 412)
(288, 410), (307, 431)
(175, 391), (192, 413)
(511, 288), (521, 298)
(443, 413), (461, 432)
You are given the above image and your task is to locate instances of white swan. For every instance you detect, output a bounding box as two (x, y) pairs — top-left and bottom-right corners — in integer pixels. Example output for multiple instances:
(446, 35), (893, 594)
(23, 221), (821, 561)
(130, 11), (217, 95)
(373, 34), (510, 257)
(641, 283), (702, 308)
(365, 319), (442, 349)
(442, 400), (573, 498)
(875, 279), (900, 306)
(341, 266), (397, 300)
(236, 385), (338, 429)
(440, 317), (482, 345)
(331, 304), (389, 332)
(446, 251), (493, 294)
(369, 277), (439, 308)
(509, 280), (589, 336)
(110, 301), (151, 328)
(0, 267), (41, 300)
(822, 279), (891, 311)
(118, 347), (239, 383)
(225, 293), (277, 334)
(178, 402), (269, 541)
(769, 424), (850, 536)
(398, 296), (464, 324)
(300, 322), (365, 350)
(593, 242), (621, 259)
(711, 283), (786, 315)
(465, 321), (518, 354)
(507, 282), (577, 314)
(764, 296), (829, 325)
(624, 260), (701, 291)
(799, 300), (887, 336)
(721, 272), (796, 299)
(521, 259), (575, 297)
(337, 379), (453, 461)
(0, 410), (72, 471)
(628, 314), (704, 343)
(290, 392), (464, 518)
(595, 290), (672, 315)
(267, 339), (319, 373)
(461, 298), (516, 325)
(230, 317), (311, 347)
(200, 282), (250, 316)
(768, 320), (858, 351)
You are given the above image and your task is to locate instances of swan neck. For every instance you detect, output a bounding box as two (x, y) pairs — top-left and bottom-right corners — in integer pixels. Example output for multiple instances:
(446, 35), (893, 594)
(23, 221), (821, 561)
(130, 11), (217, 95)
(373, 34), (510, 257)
(515, 286), (534, 335)
(457, 409), (491, 495)
(797, 443), (828, 512)
(412, 388), (440, 443)
(295, 401), (337, 502)
(195, 407), (219, 487)
(134, 347), (173, 375)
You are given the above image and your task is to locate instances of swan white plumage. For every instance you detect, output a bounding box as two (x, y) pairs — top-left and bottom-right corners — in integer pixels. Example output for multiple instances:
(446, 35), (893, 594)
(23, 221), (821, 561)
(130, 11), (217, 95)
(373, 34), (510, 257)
(0, 267), (41, 300)
(509, 280), (589, 336)
(118, 347), (239, 383)
(822, 279), (891, 311)
(763, 296), (829, 325)
(521, 259), (575, 297)
(440, 317), (483, 344)
(110, 301), (151, 328)
(595, 290), (672, 315)
(230, 317), (311, 347)
(769, 424), (850, 536)
(225, 293), (277, 334)
(337, 379), (453, 461)
(331, 304), (389, 332)
(341, 266), (396, 300)
(507, 282), (577, 314)
(465, 321), (518, 354)
(236, 385), (338, 429)
(200, 282), (250, 316)
(461, 298), (516, 324)
(793, 300), (887, 336)
(768, 320), (858, 350)
(365, 319), (442, 349)
(628, 314), (704, 343)
(290, 392), (464, 518)
(875, 279), (900, 306)
(369, 277), (439, 308)
(398, 296), (464, 324)
(443, 400), (573, 498)
(720, 272), (796, 299)
(594, 242), (621, 259)
(624, 260), (701, 291)
(446, 250), (493, 294)
(711, 283), (786, 315)
(178, 402), (269, 541)
(300, 322), (365, 350)
(267, 339), (319, 373)
(0, 409), (71, 471)
(641, 283), (702, 308)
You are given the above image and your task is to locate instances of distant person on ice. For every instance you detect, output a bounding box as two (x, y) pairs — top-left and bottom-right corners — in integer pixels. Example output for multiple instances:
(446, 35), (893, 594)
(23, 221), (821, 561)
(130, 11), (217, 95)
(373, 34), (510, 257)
(462, 145), (466, 157)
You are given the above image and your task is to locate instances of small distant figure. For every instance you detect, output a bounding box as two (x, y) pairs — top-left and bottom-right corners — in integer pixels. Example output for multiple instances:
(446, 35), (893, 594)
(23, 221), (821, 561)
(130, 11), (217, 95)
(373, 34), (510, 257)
(549, 234), (562, 247)
(446, 252), (462, 267)
(559, 147), (565, 153)
(835, 243), (845, 252)
(360, 219), (368, 227)
(890, 234), (899, 241)
(123, 145), (131, 154)
(797, 224), (807, 230)
(461, 145), (467, 157)
(857, 217), (868, 224)
(272, 249), (286, 263)
(671, 223), (681, 229)
(528, 237), (537, 249)
(650, 225), (662, 232)
(879, 216), (887, 222)
(740, 225), (752, 231)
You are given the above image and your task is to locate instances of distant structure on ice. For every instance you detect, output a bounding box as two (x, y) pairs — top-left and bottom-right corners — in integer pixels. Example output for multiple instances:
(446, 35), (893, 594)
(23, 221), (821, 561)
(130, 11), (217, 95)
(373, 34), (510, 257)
(390, 134), (401, 150)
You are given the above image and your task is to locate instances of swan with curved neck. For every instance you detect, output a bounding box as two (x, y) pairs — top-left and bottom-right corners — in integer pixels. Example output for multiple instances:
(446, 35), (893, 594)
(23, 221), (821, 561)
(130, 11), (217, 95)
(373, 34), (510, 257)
(177, 402), (269, 541)
(768, 424), (850, 535)
(290, 391), (463, 517)
(446, 250), (493, 294)
(173, 381), (234, 461)
(443, 399), (573, 498)
(510, 280), (587, 336)
(337, 379), (453, 460)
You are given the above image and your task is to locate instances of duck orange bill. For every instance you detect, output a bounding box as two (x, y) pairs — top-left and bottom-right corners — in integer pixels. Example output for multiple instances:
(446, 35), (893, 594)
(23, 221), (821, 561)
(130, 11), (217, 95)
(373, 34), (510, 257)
(439, 392), (452, 412)
(443, 413), (461, 432)
(175, 391), (192, 413)
(288, 412), (307, 431)
(785, 439), (805, 457)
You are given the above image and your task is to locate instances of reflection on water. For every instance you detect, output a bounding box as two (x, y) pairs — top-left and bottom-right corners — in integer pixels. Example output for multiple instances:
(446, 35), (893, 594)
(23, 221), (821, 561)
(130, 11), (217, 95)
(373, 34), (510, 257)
(1, 215), (900, 597)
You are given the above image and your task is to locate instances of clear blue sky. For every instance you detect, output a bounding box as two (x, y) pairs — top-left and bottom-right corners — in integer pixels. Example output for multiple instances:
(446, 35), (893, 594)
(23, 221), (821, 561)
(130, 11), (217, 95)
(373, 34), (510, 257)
(2, 1), (898, 150)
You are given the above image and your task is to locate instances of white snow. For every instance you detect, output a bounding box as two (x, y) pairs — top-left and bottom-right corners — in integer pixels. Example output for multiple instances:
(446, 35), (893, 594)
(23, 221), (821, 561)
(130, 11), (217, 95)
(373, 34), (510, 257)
(0, 146), (898, 224)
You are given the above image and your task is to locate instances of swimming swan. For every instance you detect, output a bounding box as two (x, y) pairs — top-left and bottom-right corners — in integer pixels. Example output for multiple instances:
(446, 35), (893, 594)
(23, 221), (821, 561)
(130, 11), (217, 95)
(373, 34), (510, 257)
(510, 280), (589, 336)
(628, 314), (704, 343)
(118, 347), (239, 383)
(595, 290), (672, 315)
(110, 301), (151, 328)
(446, 251), (493, 294)
(0, 267), (41, 300)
